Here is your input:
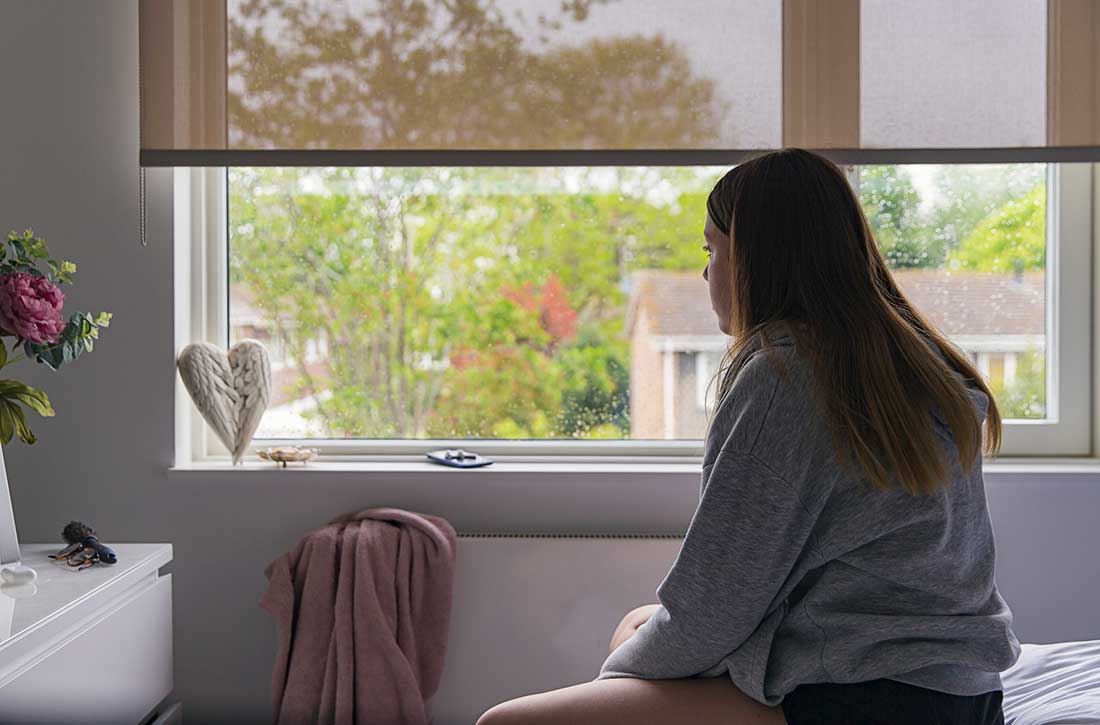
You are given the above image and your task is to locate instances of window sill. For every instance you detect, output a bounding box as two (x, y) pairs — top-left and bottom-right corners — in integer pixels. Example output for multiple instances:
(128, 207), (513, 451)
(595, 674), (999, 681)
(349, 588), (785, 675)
(170, 457), (703, 474)
(168, 456), (1100, 475)
(982, 457), (1100, 474)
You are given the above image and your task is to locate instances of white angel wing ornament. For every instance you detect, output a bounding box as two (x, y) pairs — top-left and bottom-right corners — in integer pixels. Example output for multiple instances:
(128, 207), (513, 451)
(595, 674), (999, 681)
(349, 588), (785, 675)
(229, 340), (272, 463)
(177, 339), (271, 464)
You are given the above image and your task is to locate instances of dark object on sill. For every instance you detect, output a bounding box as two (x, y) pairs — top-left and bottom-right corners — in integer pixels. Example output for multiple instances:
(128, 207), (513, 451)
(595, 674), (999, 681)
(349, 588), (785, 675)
(48, 520), (118, 570)
(426, 448), (494, 468)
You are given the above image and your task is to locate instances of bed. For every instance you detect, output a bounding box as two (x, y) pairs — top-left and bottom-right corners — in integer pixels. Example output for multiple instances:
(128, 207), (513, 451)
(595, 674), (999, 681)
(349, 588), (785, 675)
(1002, 639), (1100, 724)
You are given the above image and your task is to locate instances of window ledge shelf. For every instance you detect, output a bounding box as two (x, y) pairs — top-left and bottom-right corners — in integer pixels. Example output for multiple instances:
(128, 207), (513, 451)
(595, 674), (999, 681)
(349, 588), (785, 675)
(168, 457), (1100, 475)
(169, 458), (704, 474)
(982, 457), (1100, 474)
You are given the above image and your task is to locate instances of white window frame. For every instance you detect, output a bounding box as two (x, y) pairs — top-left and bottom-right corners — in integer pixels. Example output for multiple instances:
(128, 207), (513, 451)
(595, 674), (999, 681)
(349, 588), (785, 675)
(174, 163), (1093, 465)
(991, 163), (1091, 456)
(696, 351), (713, 409)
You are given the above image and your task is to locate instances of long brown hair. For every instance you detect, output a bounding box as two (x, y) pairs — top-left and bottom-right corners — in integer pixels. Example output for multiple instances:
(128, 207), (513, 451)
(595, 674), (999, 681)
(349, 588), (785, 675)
(703, 149), (1002, 495)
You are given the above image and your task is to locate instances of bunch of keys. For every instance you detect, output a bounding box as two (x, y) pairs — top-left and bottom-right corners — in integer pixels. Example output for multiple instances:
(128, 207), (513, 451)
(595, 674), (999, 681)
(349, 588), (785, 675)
(48, 520), (118, 571)
(51, 544), (99, 570)
(425, 448), (494, 468)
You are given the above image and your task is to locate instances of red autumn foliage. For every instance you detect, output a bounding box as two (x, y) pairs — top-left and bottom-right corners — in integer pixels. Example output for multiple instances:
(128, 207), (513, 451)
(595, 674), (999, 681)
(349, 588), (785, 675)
(500, 273), (578, 348)
(449, 348), (479, 370)
(450, 274), (579, 371)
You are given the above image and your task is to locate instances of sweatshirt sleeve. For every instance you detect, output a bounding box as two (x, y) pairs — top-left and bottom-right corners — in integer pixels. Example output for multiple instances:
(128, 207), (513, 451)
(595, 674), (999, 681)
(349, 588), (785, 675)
(595, 449), (822, 681)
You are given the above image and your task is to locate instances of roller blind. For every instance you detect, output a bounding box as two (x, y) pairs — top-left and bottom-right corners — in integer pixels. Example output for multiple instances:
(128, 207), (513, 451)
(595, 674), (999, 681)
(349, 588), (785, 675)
(139, 0), (1100, 165)
(861, 0), (1047, 148)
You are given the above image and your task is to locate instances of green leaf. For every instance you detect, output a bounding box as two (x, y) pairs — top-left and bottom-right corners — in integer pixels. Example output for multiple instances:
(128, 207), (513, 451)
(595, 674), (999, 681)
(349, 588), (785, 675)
(0, 342), (8, 369)
(0, 380), (54, 417)
(26, 239), (47, 259)
(23, 310), (109, 371)
(45, 260), (60, 285)
(0, 402), (15, 445)
(8, 404), (36, 444)
(3, 230), (49, 274)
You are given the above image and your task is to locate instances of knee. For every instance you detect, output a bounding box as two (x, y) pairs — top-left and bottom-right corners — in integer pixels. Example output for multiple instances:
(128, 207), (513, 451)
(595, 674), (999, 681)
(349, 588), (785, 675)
(476, 700), (524, 725)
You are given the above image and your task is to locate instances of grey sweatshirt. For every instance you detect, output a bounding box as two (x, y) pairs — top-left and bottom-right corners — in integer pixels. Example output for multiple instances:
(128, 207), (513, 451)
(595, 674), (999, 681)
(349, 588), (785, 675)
(596, 329), (1021, 706)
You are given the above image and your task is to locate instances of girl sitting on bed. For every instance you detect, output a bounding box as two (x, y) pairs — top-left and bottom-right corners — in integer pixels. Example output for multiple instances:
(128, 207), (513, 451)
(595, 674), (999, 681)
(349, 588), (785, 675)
(477, 148), (1021, 725)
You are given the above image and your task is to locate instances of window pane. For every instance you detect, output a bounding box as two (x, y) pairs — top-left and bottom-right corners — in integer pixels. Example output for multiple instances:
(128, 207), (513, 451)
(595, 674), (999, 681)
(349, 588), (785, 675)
(860, 0), (1046, 147)
(858, 164), (1047, 419)
(229, 167), (728, 439)
(228, 163), (1048, 443)
(226, 0), (780, 150)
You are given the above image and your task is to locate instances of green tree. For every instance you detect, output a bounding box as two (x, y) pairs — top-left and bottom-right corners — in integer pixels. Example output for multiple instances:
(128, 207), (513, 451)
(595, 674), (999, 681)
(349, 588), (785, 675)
(927, 165), (1045, 257)
(553, 329), (630, 439)
(947, 184), (1045, 273)
(859, 165), (937, 267)
(229, 165), (719, 438)
(987, 346), (1046, 420)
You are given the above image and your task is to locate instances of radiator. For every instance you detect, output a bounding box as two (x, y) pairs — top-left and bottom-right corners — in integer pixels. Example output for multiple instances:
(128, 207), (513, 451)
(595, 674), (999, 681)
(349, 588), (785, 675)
(431, 533), (684, 725)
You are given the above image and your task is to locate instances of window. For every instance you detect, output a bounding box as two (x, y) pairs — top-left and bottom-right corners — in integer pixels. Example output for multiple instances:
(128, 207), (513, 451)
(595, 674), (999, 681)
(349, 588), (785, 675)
(172, 159), (1091, 462)
(854, 163), (1092, 461)
(222, 165), (729, 455)
(150, 2), (1096, 464)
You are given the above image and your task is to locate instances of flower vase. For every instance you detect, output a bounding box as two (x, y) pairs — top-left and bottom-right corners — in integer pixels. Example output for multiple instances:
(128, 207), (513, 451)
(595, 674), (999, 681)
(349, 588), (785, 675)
(0, 443), (36, 587)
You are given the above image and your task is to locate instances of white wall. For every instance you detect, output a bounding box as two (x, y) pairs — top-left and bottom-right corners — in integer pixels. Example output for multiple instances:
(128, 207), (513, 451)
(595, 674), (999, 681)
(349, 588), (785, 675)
(0, 2), (1098, 722)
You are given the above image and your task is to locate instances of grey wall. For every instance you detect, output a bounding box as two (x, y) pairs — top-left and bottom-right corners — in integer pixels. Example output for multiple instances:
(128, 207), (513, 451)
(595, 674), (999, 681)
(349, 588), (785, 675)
(0, 2), (1097, 723)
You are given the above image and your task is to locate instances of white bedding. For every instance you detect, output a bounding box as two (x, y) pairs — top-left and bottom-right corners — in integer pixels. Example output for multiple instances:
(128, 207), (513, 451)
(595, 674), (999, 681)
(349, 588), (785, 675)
(1002, 640), (1100, 724)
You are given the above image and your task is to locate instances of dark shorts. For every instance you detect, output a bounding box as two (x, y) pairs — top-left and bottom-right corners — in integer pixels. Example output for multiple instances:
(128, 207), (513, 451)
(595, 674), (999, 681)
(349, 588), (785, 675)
(781, 679), (1005, 725)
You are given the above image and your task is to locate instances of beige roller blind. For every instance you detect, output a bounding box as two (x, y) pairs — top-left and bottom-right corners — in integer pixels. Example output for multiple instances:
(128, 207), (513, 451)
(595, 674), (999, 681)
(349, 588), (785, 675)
(139, 0), (226, 151)
(138, 0), (1100, 165)
(140, 0), (783, 159)
(861, 0), (1046, 148)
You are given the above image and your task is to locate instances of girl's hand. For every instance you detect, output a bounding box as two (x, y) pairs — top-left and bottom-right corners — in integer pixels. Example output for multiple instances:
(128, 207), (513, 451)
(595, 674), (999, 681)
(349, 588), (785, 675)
(608, 603), (662, 653)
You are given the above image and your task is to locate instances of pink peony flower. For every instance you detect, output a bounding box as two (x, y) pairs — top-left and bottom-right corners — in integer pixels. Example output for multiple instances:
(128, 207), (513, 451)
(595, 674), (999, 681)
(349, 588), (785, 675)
(0, 272), (66, 345)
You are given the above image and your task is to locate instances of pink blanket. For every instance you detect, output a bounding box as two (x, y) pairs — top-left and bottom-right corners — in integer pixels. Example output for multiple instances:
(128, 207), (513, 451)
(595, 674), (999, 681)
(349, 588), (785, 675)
(260, 507), (458, 725)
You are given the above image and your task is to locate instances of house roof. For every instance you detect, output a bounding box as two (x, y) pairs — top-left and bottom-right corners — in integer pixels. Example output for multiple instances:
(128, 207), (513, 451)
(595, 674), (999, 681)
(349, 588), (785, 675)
(623, 268), (1046, 338)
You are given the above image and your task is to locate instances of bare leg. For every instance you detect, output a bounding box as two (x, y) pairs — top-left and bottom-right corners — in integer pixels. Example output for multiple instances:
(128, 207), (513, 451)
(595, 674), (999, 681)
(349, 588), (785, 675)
(476, 675), (786, 725)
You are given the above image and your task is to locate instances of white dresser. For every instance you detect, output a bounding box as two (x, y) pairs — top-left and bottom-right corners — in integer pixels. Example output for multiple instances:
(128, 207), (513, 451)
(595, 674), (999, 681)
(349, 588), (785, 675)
(0, 543), (177, 724)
